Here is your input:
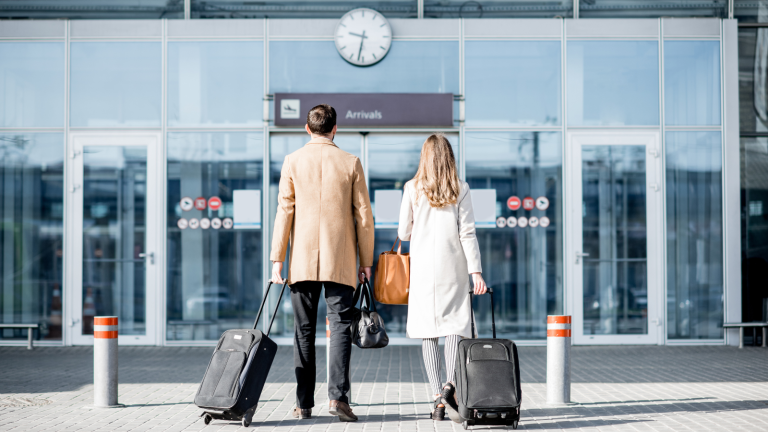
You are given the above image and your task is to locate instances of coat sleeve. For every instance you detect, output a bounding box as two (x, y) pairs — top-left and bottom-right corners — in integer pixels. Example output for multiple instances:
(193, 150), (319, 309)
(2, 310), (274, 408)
(457, 182), (482, 274)
(397, 182), (414, 241)
(270, 156), (295, 262)
(352, 158), (375, 267)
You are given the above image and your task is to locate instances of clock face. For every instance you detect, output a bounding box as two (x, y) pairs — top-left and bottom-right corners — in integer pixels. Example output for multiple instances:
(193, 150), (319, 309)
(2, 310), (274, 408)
(335, 8), (392, 67)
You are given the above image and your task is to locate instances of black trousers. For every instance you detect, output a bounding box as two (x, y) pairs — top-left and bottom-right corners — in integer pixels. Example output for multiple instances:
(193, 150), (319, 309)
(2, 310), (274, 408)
(291, 280), (355, 408)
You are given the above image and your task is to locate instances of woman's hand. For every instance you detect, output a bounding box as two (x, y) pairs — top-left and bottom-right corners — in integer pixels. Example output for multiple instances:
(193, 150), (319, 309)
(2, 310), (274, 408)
(471, 273), (487, 295)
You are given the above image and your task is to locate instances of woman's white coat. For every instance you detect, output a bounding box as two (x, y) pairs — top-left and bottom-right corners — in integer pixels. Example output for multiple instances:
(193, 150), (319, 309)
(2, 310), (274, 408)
(398, 180), (482, 339)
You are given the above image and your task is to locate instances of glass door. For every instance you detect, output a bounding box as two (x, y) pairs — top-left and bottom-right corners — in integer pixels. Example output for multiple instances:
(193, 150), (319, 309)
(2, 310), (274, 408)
(68, 133), (162, 345)
(566, 132), (663, 345)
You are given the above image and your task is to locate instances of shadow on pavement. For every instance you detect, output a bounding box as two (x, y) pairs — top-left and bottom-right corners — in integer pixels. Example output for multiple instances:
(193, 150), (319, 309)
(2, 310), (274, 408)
(1, 344), (767, 395)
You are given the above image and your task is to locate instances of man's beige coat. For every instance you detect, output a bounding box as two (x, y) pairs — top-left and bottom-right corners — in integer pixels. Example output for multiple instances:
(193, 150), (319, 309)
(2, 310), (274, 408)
(270, 137), (374, 288)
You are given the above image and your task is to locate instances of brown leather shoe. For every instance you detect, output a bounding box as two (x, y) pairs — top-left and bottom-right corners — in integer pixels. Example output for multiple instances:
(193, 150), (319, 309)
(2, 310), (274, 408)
(328, 400), (358, 422)
(292, 407), (312, 419)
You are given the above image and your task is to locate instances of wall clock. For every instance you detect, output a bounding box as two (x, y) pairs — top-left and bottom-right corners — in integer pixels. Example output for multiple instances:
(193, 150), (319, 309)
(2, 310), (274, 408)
(335, 8), (392, 67)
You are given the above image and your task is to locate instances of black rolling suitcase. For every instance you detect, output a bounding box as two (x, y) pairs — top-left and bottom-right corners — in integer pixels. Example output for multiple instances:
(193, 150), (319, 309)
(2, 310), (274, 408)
(195, 282), (287, 427)
(455, 287), (523, 430)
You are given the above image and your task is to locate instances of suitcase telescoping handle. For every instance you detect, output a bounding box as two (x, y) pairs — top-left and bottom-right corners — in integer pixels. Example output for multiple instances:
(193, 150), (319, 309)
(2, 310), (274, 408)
(469, 286), (495, 339)
(253, 282), (288, 337)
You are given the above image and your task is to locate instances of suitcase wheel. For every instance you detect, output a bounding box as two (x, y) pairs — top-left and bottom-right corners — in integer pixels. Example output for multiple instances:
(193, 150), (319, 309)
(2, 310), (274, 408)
(203, 414), (212, 425)
(242, 404), (257, 428)
(462, 420), (473, 430)
(511, 419), (519, 429)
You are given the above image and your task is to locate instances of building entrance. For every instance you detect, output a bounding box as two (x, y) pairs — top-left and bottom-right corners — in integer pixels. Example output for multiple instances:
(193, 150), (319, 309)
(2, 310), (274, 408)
(567, 132), (664, 345)
(67, 133), (163, 345)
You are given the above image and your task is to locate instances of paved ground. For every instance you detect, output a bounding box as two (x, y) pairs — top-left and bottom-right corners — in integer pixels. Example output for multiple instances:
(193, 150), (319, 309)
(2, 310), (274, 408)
(1, 345), (767, 431)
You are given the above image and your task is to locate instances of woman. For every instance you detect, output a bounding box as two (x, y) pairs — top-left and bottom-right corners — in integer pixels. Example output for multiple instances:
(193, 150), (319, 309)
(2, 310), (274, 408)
(398, 133), (487, 421)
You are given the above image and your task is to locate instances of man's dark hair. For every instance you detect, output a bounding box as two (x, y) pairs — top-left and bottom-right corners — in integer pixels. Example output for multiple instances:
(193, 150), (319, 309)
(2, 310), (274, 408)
(307, 104), (337, 135)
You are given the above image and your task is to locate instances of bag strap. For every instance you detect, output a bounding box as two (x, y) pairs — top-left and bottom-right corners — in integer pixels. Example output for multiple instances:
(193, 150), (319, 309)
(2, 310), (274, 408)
(353, 278), (376, 312)
(253, 281), (289, 337)
(390, 238), (402, 254)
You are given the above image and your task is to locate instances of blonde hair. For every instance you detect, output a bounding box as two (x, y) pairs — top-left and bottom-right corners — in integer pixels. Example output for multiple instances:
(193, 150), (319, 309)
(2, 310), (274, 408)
(413, 134), (461, 208)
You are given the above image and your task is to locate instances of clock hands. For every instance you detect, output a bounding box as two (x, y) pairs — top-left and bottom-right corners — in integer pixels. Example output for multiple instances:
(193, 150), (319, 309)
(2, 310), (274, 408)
(355, 30), (367, 62)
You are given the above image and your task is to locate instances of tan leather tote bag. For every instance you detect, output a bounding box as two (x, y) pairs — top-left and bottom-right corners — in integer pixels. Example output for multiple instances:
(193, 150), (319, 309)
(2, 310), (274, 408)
(374, 238), (410, 305)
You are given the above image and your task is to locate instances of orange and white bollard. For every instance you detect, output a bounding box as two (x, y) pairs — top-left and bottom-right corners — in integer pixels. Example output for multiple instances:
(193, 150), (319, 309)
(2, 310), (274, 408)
(546, 315), (571, 405)
(94, 316), (120, 407)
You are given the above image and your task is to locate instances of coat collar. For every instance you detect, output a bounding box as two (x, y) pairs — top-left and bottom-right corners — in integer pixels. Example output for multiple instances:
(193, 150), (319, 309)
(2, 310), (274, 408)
(306, 137), (337, 147)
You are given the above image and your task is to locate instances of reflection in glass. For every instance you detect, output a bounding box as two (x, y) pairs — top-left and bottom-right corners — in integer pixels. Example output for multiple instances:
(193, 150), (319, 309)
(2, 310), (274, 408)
(191, 0), (417, 18)
(367, 134), (458, 336)
(666, 132), (723, 339)
(582, 145), (648, 335)
(70, 42), (161, 127)
(741, 137), (768, 324)
(567, 41), (659, 126)
(270, 41), (459, 94)
(82, 146), (147, 336)
(465, 41), (561, 127)
(664, 41), (721, 126)
(168, 42), (263, 127)
(0, 43), (64, 128)
(268, 134), (363, 337)
(0, 1), (183, 19)
(466, 132), (563, 339)
(0, 134), (64, 341)
(580, 0), (726, 18)
(425, 0), (573, 18)
(738, 28), (768, 133)
(166, 132), (264, 341)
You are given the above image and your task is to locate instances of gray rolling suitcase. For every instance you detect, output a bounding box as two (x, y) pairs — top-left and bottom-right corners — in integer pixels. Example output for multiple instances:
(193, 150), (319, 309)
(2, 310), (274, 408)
(455, 287), (523, 430)
(195, 282), (287, 427)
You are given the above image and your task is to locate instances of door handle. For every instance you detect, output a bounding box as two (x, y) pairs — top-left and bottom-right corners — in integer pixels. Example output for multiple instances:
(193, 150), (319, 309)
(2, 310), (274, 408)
(69, 318), (80, 327)
(139, 252), (155, 264)
(575, 252), (589, 265)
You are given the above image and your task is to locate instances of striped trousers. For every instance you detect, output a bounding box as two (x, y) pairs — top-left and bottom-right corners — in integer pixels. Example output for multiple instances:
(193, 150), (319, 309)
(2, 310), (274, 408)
(421, 335), (462, 396)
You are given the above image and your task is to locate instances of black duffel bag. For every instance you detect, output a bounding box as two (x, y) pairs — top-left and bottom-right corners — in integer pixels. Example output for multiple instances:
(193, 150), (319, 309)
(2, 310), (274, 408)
(350, 278), (389, 349)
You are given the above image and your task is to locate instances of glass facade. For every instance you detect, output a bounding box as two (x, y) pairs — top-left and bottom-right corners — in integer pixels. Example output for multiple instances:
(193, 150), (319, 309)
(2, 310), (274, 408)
(425, 1), (573, 18)
(270, 41), (460, 95)
(0, 17), (734, 345)
(739, 20), (768, 326)
(0, 133), (64, 341)
(168, 42), (264, 127)
(0, 43), (64, 128)
(70, 42), (162, 127)
(567, 41), (660, 126)
(664, 41), (721, 126)
(465, 41), (561, 127)
(580, 1), (727, 18)
(465, 132), (563, 338)
(166, 132), (264, 341)
(665, 131), (724, 339)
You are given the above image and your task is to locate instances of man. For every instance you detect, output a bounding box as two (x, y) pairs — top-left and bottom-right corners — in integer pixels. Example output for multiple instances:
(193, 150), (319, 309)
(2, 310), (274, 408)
(270, 104), (374, 422)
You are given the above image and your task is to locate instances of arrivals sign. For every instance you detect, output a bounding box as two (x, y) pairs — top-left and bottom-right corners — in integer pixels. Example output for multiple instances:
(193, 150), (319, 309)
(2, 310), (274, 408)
(274, 93), (454, 127)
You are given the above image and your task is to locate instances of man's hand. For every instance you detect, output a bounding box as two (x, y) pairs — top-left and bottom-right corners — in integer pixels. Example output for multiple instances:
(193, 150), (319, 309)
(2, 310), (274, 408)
(359, 266), (372, 284)
(471, 272), (487, 295)
(271, 261), (285, 284)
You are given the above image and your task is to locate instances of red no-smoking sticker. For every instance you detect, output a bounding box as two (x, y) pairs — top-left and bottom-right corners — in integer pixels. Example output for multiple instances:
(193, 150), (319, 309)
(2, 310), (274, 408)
(208, 196), (222, 211)
(522, 197), (535, 211)
(194, 197), (207, 211)
(507, 196), (521, 211)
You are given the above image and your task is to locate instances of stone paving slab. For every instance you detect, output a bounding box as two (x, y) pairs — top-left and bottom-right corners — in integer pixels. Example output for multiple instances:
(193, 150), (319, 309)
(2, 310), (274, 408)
(0, 345), (767, 431)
